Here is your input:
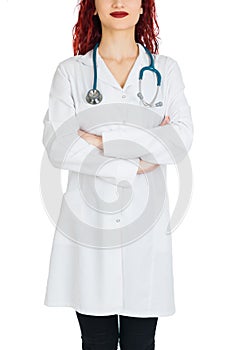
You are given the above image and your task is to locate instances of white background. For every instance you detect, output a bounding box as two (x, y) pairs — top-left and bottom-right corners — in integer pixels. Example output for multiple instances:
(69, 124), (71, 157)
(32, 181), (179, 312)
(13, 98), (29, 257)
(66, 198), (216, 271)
(1, 0), (233, 349)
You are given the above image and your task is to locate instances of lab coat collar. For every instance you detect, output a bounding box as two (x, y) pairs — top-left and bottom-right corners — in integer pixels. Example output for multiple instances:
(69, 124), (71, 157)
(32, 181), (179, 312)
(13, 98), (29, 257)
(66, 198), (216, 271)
(77, 42), (152, 90)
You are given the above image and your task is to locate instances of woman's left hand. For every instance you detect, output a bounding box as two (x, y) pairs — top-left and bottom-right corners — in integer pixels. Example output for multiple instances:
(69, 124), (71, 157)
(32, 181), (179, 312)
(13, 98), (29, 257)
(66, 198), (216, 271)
(77, 129), (103, 150)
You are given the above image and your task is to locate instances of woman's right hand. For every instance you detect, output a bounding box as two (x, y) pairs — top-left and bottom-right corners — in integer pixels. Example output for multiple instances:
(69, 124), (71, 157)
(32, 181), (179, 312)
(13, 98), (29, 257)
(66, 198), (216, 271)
(137, 116), (170, 174)
(137, 159), (160, 174)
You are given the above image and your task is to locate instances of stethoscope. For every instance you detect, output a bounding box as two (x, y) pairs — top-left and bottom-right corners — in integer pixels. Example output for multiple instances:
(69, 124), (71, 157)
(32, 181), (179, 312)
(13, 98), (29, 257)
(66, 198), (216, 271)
(86, 42), (163, 108)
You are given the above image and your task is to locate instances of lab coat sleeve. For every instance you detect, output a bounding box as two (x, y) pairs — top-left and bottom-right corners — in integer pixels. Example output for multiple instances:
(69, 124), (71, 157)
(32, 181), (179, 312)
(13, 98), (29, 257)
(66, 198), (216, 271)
(42, 63), (140, 187)
(101, 58), (193, 164)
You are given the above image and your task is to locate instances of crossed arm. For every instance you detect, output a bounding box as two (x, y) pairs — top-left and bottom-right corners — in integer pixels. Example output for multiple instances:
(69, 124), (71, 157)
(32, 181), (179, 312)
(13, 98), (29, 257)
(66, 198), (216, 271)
(43, 58), (193, 185)
(77, 115), (171, 174)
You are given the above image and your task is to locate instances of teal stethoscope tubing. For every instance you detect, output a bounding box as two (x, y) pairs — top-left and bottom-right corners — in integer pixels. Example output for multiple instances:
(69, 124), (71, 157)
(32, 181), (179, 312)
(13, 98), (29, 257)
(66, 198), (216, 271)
(86, 42), (163, 107)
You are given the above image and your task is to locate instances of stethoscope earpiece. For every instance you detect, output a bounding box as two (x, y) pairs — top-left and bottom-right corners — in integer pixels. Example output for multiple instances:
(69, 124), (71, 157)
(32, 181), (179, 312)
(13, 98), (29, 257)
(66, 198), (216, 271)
(86, 42), (162, 107)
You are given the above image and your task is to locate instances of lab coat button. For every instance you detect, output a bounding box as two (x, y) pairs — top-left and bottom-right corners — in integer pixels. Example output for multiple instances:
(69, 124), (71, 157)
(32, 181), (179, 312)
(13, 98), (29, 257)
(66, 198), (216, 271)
(116, 218), (121, 223)
(122, 94), (126, 98)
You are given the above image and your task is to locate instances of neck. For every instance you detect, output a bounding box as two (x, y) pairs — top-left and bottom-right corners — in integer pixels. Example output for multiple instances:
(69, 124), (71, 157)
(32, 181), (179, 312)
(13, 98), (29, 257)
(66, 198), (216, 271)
(98, 28), (138, 61)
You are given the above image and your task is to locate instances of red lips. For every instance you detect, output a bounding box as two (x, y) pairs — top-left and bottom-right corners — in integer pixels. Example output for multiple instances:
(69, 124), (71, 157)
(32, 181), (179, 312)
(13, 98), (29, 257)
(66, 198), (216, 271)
(110, 11), (129, 18)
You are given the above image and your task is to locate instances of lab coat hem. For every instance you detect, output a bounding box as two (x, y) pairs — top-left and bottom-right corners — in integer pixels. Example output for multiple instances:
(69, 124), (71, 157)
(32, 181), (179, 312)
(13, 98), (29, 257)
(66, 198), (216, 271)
(44, 303), (176, 317)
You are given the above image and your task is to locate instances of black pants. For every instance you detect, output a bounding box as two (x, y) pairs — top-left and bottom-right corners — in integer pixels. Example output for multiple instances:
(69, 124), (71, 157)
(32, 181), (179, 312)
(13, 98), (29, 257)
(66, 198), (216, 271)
(75, 311), (158, 350)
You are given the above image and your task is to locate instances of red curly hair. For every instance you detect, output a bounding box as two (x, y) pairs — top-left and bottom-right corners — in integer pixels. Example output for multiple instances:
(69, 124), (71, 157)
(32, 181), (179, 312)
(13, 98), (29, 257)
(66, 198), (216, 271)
(72, 0), (160, 56)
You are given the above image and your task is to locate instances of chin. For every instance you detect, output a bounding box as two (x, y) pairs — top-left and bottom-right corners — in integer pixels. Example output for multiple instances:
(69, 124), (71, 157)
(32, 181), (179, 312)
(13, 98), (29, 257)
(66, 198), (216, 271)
(104, 21), (135, 31)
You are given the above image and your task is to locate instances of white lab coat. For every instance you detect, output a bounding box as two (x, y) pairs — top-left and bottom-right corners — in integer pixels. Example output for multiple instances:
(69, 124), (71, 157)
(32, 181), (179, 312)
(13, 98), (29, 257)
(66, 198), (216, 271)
(42, 42), (193, 317)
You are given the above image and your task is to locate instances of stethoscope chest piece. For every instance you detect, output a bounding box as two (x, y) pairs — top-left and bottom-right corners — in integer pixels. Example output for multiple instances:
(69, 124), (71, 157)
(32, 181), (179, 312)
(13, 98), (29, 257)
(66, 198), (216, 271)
(86, 89), (103, 104)
(86, 42), (163, 108)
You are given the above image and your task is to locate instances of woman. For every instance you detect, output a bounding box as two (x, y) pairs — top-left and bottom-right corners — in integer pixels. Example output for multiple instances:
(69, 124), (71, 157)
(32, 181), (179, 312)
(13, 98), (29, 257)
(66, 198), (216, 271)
(42, 0), (193, 349)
